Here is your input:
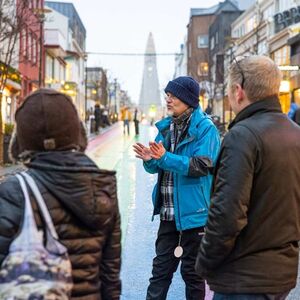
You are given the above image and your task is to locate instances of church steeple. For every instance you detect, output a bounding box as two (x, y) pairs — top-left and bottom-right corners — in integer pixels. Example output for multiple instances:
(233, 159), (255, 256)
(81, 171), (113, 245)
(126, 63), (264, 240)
(138, 33), (161, 118)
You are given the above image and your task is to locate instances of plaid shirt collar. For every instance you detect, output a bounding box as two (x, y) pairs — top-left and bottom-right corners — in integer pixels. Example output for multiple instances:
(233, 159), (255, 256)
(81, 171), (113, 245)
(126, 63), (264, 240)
(172, 107), (193, 127)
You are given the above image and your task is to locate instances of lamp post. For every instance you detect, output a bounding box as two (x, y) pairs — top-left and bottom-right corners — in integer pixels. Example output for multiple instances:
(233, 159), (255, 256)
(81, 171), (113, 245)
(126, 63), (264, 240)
(114, 78), (117, 121)
(34, 8), (52, 88)
(84, 54), (88, 122)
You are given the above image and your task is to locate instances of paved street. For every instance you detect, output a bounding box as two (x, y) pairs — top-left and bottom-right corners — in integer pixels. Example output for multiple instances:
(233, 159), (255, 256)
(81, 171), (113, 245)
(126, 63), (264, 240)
(87, 122), (300, 300)
(0, 122), (299, 299)
(88, 122), (211, 300)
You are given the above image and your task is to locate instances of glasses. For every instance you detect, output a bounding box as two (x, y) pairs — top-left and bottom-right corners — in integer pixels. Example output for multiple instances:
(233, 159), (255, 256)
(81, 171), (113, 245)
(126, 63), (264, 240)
(165, 93), (177, 101)
(233, 56), (245, 89)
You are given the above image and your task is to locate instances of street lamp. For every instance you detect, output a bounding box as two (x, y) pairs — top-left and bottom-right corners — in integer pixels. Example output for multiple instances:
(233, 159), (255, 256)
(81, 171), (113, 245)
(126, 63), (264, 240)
(114, 78), (117, 121)
(34, 8), (52, 88)
(84, 54), (88, 122)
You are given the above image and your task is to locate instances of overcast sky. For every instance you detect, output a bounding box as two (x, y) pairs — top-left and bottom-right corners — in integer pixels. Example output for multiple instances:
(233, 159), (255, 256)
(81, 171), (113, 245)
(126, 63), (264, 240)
(60, 0), (219, 103)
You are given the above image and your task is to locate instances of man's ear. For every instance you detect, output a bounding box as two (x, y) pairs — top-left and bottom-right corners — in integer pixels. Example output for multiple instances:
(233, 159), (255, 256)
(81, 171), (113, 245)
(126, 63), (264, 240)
(235, 84), (245, 104)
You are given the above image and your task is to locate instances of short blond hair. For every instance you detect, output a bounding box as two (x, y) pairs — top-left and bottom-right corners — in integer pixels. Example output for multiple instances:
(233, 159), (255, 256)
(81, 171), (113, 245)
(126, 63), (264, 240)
(228, 55), (282, 102)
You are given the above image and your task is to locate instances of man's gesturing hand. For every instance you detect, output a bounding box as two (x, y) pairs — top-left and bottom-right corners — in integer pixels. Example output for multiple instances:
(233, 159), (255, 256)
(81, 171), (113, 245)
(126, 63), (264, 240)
(149, 141), (166, 160)
(133, 143), (152, 161)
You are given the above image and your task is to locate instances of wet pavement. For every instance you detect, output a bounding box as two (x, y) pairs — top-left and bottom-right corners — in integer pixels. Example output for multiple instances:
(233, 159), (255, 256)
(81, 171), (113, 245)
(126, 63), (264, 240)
(88, 122), (213, 299)
(1, 121), (299, 299)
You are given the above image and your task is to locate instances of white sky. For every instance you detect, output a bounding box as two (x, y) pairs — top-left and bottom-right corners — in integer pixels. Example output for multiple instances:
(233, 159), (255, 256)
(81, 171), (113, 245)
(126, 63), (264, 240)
(60, 0), (219, 103)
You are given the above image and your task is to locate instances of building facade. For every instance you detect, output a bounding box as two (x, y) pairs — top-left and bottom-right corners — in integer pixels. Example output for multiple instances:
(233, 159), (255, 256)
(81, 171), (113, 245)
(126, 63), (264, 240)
(187, 6), (217, 85)
(45, 1), (86, 120)
(209, 0), (243, 119)
(227, 0), (299, 119)
(44, 6), (68, 91)
(86, 67), (108, 111)
(18, 0), (44, 100)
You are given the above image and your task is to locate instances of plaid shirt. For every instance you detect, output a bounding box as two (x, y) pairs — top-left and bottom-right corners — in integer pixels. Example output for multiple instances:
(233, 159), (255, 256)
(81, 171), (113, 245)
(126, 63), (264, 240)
(160, 108), (193, 221)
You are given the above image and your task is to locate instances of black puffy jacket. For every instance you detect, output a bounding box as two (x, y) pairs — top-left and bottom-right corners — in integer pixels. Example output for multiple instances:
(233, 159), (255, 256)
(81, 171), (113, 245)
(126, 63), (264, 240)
(196, 96), (300, 294)
(0, 151), (121, 300)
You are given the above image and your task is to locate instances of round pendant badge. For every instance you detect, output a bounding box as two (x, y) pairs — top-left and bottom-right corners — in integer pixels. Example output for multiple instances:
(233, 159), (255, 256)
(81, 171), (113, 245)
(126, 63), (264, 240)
(174, 246), (183, 258)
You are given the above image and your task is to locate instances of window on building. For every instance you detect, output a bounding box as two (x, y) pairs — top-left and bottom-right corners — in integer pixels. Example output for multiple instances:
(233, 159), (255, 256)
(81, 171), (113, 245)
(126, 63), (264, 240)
(246, 16), (256, 34)
(46, 55), (54, 82)
(258, 41), (267, 55)
(28, 32), (32, 62)
(241, 24), (245, 36)
(32, 37), (37, 64)
(197, 35), (208, 48)
(275, 0), (279, 12)
(210, 36), (215, 50)
(272, 46), (290, 65)
(22, 29), (27, 57)
(188, 43), (192, 58)
(197, 62), (209, 76)
(263, 5), (274, 21)
(233, 29), (239, 38)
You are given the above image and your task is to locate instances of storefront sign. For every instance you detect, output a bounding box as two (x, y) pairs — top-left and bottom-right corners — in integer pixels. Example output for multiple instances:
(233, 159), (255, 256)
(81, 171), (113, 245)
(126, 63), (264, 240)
(274, 6), (300, 33)
(279, 65), (300, 71)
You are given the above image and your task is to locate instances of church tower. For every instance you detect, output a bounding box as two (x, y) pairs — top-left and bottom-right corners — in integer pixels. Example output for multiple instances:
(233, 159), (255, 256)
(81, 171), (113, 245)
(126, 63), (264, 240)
(138, 33), (161, 118)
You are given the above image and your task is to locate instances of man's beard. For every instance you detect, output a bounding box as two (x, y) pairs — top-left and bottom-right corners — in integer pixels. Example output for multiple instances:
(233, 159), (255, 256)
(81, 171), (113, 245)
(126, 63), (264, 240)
(166, 109), (174, 117)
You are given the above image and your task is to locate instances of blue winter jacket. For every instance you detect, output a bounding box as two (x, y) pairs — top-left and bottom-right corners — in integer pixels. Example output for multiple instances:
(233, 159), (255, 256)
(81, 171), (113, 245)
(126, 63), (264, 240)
(144, 107), (221, 231)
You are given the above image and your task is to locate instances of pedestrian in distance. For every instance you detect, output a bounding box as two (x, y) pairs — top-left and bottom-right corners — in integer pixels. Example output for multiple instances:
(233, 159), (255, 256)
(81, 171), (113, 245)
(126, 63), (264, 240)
(121, 106), (132, 135)
(196, 55), (300, 300)
(133, 76), (221, 300)
(94, 103), (101, 134)
(134, 107), (140, 135)
(0, 89), (121, 299)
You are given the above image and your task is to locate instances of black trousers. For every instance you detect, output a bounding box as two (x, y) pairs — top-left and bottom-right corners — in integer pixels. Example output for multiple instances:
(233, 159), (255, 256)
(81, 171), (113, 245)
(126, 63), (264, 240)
(146, 221), (205, 300)
(134, 120), (139, 135)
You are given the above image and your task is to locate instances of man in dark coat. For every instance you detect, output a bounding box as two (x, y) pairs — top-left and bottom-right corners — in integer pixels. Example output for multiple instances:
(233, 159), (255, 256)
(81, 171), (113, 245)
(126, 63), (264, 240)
(0, 89), (121, 299)
(94, 104), (101, 133)
(196, 56), (300, 299)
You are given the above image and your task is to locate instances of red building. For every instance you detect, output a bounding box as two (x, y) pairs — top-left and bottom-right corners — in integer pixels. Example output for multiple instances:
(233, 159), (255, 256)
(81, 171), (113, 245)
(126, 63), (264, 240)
(17, 0), (45, 100)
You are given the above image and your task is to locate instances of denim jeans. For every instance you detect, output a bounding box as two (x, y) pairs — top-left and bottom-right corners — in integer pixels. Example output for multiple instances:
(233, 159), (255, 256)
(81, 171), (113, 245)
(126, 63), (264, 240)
(213, 291), (290, 300)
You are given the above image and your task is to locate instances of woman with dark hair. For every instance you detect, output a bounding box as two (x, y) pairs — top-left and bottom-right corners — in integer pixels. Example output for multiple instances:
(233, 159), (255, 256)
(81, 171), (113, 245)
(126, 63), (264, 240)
(0, 89), (121, 299)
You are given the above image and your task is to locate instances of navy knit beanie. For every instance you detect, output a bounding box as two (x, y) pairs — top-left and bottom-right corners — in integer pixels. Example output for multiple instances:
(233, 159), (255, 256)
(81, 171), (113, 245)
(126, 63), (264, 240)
(164, 76), (200, 108)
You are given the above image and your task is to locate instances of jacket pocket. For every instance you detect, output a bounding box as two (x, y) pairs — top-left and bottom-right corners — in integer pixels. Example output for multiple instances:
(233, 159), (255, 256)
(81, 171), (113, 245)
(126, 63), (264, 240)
(179, 185), (206, 217)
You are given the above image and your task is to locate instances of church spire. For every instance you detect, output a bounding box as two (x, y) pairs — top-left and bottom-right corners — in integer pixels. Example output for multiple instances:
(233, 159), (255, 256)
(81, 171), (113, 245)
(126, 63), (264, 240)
(138, 33), (161, 118)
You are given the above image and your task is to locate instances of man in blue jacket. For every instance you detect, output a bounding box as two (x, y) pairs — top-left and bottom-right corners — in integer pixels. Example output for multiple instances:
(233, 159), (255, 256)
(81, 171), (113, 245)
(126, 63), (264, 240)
(133, 76), (220, 300)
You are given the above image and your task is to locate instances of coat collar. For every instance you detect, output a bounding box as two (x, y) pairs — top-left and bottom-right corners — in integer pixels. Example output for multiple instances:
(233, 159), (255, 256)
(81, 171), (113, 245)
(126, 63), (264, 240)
(156, 106), (207, 137)
(228, 95), (282, 129)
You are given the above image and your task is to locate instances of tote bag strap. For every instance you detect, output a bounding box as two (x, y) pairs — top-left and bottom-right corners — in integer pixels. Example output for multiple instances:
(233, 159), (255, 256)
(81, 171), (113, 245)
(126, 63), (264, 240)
(15, 174), (39, 233)
(21, 172), (59, 240)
